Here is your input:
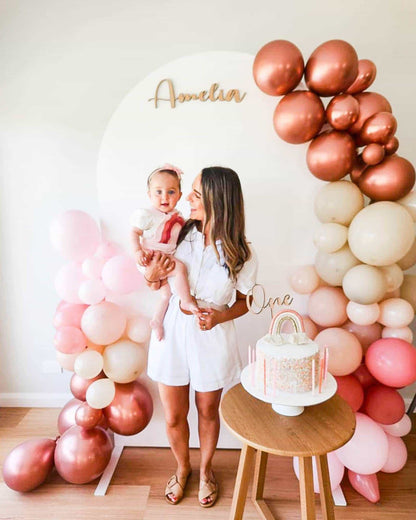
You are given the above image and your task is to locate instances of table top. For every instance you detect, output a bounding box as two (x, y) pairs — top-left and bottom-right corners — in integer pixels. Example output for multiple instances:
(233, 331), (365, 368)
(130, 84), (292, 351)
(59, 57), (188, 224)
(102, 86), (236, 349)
(220, 383), (356, 457)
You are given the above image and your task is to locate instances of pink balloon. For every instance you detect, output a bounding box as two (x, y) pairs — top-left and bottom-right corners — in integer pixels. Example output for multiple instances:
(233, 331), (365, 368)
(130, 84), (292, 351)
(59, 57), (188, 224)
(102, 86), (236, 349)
(382, 326), (413, 343)
(53, 303), (88, 328)
(82, 256), (105, 279)
(290, 266), (320, 294)
(347, 470), (380, 503)
(378, 298), (415, 328)
(365, 338), (416, 387)
(342, 320), (382, 353)
(81, 301), (126, 345)
(380, 413), (412, 437)
(381, 434), (407, 473)
(362, 385), (405, 425)
(315, 328), (362, 376)
(70, 372), (106, 401)
(346, 301), (379, 326)
(75, 402), (104, 430)
(95, 241), (123, 260)
(78, 279), (106, 305)
(336, 413), (388, 474)
(54, 262), (85, 304)
(352, 364), (378, 389)
(308, 287), (348, 327)
(50, 210), (100, 262)
(293, 452), (345, 492)
(54, 326), (87, 354)
(54, 425), (112, 484)
(2, 438), (56, 492)
(302, 315), (319, 339)
(57, 398), (83, 434)
(101, 255), (143, 294)
(335, 375), (364, 412)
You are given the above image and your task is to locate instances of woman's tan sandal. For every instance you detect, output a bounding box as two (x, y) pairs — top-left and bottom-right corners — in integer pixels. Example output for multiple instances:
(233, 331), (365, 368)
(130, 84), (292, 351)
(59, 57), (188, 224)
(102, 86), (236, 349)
(165, 472), (191, 505)
(198, 476), (219, 508)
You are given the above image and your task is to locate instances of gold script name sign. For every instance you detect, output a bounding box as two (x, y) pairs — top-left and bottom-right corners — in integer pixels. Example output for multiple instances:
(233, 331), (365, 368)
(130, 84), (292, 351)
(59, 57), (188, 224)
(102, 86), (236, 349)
(246, 284), (294, 319)
(148, 78), (246, 108)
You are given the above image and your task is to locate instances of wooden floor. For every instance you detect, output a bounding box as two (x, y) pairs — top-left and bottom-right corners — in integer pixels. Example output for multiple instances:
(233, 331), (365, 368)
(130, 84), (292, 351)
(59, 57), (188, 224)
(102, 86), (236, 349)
(0, 408), (415, 520)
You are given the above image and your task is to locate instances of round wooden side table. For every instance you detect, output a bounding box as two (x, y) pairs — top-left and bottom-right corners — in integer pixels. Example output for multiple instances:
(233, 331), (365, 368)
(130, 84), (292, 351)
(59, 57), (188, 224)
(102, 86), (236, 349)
(220, 384), (356, 520)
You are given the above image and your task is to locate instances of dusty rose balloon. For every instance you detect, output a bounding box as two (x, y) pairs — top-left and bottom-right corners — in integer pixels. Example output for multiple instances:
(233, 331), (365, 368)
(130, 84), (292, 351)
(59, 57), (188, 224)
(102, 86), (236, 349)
(381, 434), (408, 473)
(378, 297), (414, 328)
(57, 398), (83, 434)
(379, 264), (404, 292)
(347, 470), (380, 503)
(335, 375), (364, 412)
(253, 40), (304, 96)
(301, 315), (319, 339)
(314, 180), (364, 225)
(305, 40), (358, 96)
(358, 155), (415, 201)
(346, 302), (380, 326)
(307, 131), (356, 181)
(381, 414), (412, 437)
(350, 154), (367, 184)
(349, 92), (392, 134)
(289, 265), (320, 294)
(54, 425), (112, 484)
(382, 326), (413, 343)
(352, 363), (378, 389)
(315, 328), (362, 376)
(343, 322), (382, 353)
(308, 287), (348, 327)
(53, 303), (88, 329)
(75, 402), (103, 430)
(345, 59), (377, 95)
(362, 143), (385, 165)
(398, 190), (416, 221)
(70, 372), (106, 401)
(54, 326), (87, 354)
(362, 385), (405, 425)
(103, 380), (153, 436)
(273, 90), (325, 144)
(400, 274), (416, 311)
(2, 438), (56, 492)
(326, 94), (359, 130)
(314, 244), (360, 286)
(359, 112), (397, 145)
(384, 136), (399, 155)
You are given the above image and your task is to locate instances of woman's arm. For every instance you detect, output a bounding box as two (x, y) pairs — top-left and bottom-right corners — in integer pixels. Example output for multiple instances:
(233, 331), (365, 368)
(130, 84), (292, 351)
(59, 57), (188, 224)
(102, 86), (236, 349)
(197, 291), (249, 331)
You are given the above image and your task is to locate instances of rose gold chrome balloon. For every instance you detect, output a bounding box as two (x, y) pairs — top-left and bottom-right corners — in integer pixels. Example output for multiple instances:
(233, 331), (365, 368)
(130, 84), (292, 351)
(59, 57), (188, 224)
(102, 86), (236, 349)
(54, 425), (112, 484)
(253, 40), (304, 96)
(70, 371), (106, 401)
(350, 155), (367, 184)
(75, 402), (103, 430)
(273, 91), (325, 144)
(307, 131), (356, 181)
(346, 59), (377, 94)
(358, 155), (415, 201)
(305, 40), (359, 96)
(103, 380), (153, 436)
(2, 438), (56, 492)
(362, 143), (385, 165)
(349, 92), (392, 134)
(57, 398), (83, 434)
(384, 136), (399, 155)
(359, 112), (397, 145)
(326, 94), (359, 130)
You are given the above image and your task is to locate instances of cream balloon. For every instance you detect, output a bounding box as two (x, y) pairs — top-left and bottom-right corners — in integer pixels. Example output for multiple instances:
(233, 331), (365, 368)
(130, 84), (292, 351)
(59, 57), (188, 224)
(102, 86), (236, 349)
(81, 301), (126, 345)
(382, 326), (413, 343)
(346, 301), (380, 326)
(379, 264), (404, 292)
(125, 315), (151, 343)
(342, 264), (387, 304)
(290, 265), (320, 294)
(383, 288), (401, 299)
(397, 238), (416, 271)
(314, 180), (364, 225)
(74, 350), (104, 379)
(315, 244), (360, 286)
(313, 223), (348, 253)
(348, 202), (414, 266)
(400, 274), (416, 311)
(86, 378), (116, 409)
(56, 351), (80, 372)
(397, 190), (416, 221)
(378, 298), (415, 328)
(314, 328), (362, 376)
(103, 340), (147, 383)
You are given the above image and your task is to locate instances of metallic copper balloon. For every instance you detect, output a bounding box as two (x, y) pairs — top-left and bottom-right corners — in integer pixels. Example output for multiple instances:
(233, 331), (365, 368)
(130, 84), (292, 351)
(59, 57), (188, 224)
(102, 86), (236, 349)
(326, 94), (359, 130)
(384, 136), (399, 155)
(362, 143), (385, 165)
(345, 59), (377, 94)
(103, 380), (153, 436)
(350, 154), (367, 184)
(2, 438), (56, 492)
(306, 131), (356, 181)
(358, 155), (415, 201)
(253, 40), (304, 96)
(57, 398), (83, 434)
(70, 371), (106, 401)
(349, 92), (392, 134)
(305, 40), (359, 96)
(54, 425), (112, 484)
(273, 90), (325, 144)
(75, 402), (103, 430)
(359, 112), (397, 145)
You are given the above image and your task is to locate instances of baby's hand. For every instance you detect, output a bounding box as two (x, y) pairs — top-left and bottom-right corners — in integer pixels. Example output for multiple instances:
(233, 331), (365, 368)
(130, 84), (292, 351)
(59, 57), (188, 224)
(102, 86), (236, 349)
(136, 249), (153, 267)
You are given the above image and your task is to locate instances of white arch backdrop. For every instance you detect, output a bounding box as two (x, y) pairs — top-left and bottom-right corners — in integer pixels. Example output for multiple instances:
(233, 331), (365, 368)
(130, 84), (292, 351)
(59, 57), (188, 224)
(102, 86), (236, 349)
(97, 51), (321, 448)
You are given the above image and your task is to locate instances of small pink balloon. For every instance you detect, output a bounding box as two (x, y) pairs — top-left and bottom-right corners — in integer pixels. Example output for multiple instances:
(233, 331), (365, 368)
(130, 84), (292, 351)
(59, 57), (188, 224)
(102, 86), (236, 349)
(70, 372), (106, 401)
(380, 413), (412, 437)
(53, 303), (88, 328)
(2, 438), (56, 492)
(352, 364), (378, 389)
(382, 326), (413, 343)
(293, 452), (345, 493)
(290, 266), (320, 294)
(78, 279), (106, 305)
(315, 328), (362, 376)
(346, 301), (380, 326)
(381, 434), (407, 473)
(75, 402), (103, 430)
(54, 326), (87, 354)
(308, 287), (348, 327)
(347, 470), (380, 503)
(54, 262), (85, 304)
(57, 398), (84, 434)
(362, 385), (405, 425)
(101, 255), (143, 294)
(95, 241), (123, 260)
(342, 321), (382, 352)
(82, 256), (105, 279)
(378, 298), (414, 328)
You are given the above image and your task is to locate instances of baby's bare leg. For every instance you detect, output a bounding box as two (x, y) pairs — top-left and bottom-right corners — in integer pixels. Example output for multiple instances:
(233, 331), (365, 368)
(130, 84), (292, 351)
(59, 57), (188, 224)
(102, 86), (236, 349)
(169, 260), (199, 314)
(150, 282), (171, 341)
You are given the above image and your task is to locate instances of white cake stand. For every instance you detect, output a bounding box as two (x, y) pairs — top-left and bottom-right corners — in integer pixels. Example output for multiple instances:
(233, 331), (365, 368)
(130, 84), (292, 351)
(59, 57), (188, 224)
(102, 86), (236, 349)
(241, 363), (338, 416)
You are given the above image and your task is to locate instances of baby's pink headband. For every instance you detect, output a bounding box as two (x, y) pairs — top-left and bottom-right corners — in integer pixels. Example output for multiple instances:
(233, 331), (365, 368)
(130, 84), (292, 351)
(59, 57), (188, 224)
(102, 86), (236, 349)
(152, 163), (184, 180)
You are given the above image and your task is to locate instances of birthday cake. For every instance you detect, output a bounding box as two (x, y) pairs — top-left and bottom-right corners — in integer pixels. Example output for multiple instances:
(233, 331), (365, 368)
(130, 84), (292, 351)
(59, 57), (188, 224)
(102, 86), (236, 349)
(254, 310), (320, 394)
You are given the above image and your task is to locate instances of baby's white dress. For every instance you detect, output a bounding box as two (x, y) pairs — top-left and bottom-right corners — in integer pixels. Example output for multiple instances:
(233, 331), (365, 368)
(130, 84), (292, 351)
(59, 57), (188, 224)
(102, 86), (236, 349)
(147, 226), (258, 392)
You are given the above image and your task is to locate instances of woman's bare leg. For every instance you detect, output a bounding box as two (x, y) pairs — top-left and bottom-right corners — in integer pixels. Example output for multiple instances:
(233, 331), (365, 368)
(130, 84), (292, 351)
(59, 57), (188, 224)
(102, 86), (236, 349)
(159, 383), (192, 502)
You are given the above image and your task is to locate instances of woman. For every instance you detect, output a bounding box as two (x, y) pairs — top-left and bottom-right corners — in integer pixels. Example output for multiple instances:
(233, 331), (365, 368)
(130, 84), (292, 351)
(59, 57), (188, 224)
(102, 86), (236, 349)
(144, 166), (257, 507)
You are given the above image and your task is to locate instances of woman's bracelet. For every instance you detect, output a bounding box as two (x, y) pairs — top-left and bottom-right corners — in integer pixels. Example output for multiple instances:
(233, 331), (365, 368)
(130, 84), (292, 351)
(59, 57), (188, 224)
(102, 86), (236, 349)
(144, 275), (161, 284)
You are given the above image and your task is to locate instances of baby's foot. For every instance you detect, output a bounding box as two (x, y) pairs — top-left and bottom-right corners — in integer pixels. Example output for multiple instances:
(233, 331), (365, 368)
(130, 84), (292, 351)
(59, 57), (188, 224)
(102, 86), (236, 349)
(181, 299), (199, 315)
(150, 319), (164, 341)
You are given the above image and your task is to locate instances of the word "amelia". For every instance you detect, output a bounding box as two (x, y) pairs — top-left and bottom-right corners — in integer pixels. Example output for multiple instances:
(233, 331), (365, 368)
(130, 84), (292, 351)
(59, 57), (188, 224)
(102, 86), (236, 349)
(148, 78), (246, 108)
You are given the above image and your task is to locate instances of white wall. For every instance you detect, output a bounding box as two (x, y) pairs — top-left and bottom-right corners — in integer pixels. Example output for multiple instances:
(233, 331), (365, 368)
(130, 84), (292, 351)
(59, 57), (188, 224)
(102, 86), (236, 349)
(1, 0), (416, 407)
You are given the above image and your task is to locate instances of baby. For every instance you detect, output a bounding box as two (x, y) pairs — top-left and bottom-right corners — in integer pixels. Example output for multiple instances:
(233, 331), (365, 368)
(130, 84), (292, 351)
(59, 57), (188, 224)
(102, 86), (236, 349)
(130, 164), (199, 340)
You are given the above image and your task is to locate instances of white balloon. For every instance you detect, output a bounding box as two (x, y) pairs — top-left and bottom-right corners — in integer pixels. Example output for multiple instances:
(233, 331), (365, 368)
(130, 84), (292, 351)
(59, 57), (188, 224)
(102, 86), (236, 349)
(397, 238), (416, 271)
(342, 264), (387, 304)
(378, 298), (415, 328)
(86, 378), (116, 409)
(78, 279), (106, 305)
(315, 245), (360, 286)
(74, 350), (103, 379)
(379, 264), (404, 292)
(347, 301), (380, 326)
(103, 340), (147, 383)
(382, 326), (413, 343)
(126, 315), (151, 343)
(397, 190), (416, 221)
(314, 180), (364, 225)
(313, 223), (348, 253)
(56, 351), (79, 372)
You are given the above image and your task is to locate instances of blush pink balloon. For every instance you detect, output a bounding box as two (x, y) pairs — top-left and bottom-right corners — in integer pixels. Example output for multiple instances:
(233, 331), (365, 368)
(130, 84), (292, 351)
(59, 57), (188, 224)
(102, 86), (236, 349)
(346, 302), (380, 326)
(2, 438), (56, 492)
(57, 398), (84, 435)
(378, 298), (415, 328)
(70, 372), (106, 401)
(382, 326), (413, 343)
(82, 256), (105, 279)
(290, 266), (320, 294)
(293, 452), (345, 493)
(335, 375), (364, 412)
(362, 385), (405, 425)
(54, 425), (112, 484)
(365, 338), (416, 387)
(381, 434), (407, 473)
(50, 210), (100, 262)
(78, 279), (106, 305)
(380, 413), (412, 437)
(81, 301), (126, 345)
(347, 470), (380, 503)
(54, 262), (85, 304)
(53, 303), (88, 328)
(336, 413), (388, 474)
(101, 255), (143, 294)
(352, 364), (378, 389)
(342, 321), (382, 353)
(308, 287), (348, 327)
(315, 328), (362, 376)
(95, 241), (123, 260)
(302, 316), (319, 339)
(75, 403), (104, 430)
(54, 326), (87, 354)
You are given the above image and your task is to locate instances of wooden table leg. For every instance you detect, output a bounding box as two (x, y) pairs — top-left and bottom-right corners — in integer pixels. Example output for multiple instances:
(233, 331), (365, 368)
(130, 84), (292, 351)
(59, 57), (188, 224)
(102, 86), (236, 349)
(316, 454), (335, 520)
(229, 443), (256, 520)
(252, 450), (275, 520)
(298, 457), (316, 520)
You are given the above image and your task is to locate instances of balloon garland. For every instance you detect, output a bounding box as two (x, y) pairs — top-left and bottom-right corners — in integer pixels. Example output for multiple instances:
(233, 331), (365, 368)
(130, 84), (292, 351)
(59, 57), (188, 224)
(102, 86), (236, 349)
(254, 39), (416, 503)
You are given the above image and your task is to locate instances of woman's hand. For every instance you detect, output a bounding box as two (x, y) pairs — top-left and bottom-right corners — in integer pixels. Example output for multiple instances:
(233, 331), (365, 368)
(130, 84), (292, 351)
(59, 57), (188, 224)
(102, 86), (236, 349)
(196, 308), (224, 331)
(145, 251), (175, 284)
